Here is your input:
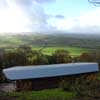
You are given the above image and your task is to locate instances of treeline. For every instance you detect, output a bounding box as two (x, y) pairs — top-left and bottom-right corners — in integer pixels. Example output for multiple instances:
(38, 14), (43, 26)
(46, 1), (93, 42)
(0, 45), (100, 82)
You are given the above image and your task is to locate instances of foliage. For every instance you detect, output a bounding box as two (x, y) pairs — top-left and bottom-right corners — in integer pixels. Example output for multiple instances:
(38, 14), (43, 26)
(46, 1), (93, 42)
(59, 79), (73, 91)
(28, 53), (49, 65)
(52, 49), (72, 64)
(0, 45), (100, 83)
(59, 74), (100, 97)
(79, 52), (95, 62)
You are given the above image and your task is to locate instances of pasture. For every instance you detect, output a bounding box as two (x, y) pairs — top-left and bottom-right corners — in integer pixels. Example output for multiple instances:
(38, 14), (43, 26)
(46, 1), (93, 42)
(6, 89), (76, 100)
(32, 46), (89, 56)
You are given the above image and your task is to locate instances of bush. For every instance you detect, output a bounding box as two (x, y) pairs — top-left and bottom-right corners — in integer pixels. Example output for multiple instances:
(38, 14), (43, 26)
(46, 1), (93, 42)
(59, 80), (73, 91)
(79, 52), (95, 62)
(59, 74), (100, 97)
(52, 49), (72, 64)
(30, 54), (49, 65)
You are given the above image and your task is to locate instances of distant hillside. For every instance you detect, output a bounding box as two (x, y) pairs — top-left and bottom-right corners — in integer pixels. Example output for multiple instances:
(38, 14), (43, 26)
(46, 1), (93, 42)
(0, 33), (100, 49)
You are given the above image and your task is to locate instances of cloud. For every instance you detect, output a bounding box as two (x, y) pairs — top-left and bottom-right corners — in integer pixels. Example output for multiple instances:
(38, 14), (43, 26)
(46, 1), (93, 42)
(47, 14), (65, 19)
(0, 0), (99, 34)
(0, 0), (55, 33)
(34, 0), (56, 3)
(54, 8), (100, 33)
(55, 15), (65, 19)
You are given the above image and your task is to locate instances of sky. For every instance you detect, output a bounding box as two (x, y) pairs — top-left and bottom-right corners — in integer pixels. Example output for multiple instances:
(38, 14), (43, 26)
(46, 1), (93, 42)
(0, 0), (100, 34)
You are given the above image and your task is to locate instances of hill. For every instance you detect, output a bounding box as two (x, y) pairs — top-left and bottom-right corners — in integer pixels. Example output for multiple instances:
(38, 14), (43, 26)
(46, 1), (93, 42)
(0, 33), (100, 49)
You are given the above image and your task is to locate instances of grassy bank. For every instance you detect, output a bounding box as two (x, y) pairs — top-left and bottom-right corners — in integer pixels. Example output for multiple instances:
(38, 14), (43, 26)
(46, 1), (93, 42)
(7, 89), (76, 100)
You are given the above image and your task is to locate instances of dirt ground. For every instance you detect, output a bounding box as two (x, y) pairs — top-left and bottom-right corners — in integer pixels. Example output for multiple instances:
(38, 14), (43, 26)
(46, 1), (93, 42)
(0, 83), (16, 93)
(0, 83), (17, 100)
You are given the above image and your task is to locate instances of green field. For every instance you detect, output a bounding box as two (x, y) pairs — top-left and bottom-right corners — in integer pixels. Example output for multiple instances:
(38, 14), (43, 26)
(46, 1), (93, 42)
(32, 46), (89, 56)
(7, 89), (76, 100)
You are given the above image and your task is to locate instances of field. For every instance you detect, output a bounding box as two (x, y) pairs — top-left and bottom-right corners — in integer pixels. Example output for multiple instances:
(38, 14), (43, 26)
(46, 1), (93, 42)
(0, 34), (100, 49)
(0, 33), (99, 57)
(4, 89), (76, 100)
(32, 46), (89, 56)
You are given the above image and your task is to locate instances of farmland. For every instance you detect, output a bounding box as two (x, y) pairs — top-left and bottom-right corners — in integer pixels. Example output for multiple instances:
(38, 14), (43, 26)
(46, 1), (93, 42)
(0, 33), (99, 56)
(0, 33), (100, 49)
(32, 46), (89, 56)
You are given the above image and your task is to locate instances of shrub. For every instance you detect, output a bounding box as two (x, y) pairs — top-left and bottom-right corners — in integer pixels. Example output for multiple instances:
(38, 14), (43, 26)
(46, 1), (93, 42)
(52, 49), (72, 64)
(31, 55), (49, 65)
(79, 52), (95, 62)
(59, 74), (100, 97)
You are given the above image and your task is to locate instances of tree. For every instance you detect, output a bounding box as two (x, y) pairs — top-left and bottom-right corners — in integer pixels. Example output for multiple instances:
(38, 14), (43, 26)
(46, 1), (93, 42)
(28, 52), (49, 65)
(79, 52), (95, 62)
(52, 49), (72, 64)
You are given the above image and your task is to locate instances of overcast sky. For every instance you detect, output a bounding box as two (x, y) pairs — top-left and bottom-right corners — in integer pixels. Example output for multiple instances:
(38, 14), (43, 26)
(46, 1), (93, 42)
(0, 0), (100, 34)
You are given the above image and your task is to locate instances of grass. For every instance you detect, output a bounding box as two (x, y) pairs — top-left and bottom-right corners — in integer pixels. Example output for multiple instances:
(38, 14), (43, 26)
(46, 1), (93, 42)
(4, 46), (90, 57)
(32, 46), (89, 56)
(7, 89), (76, 100)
